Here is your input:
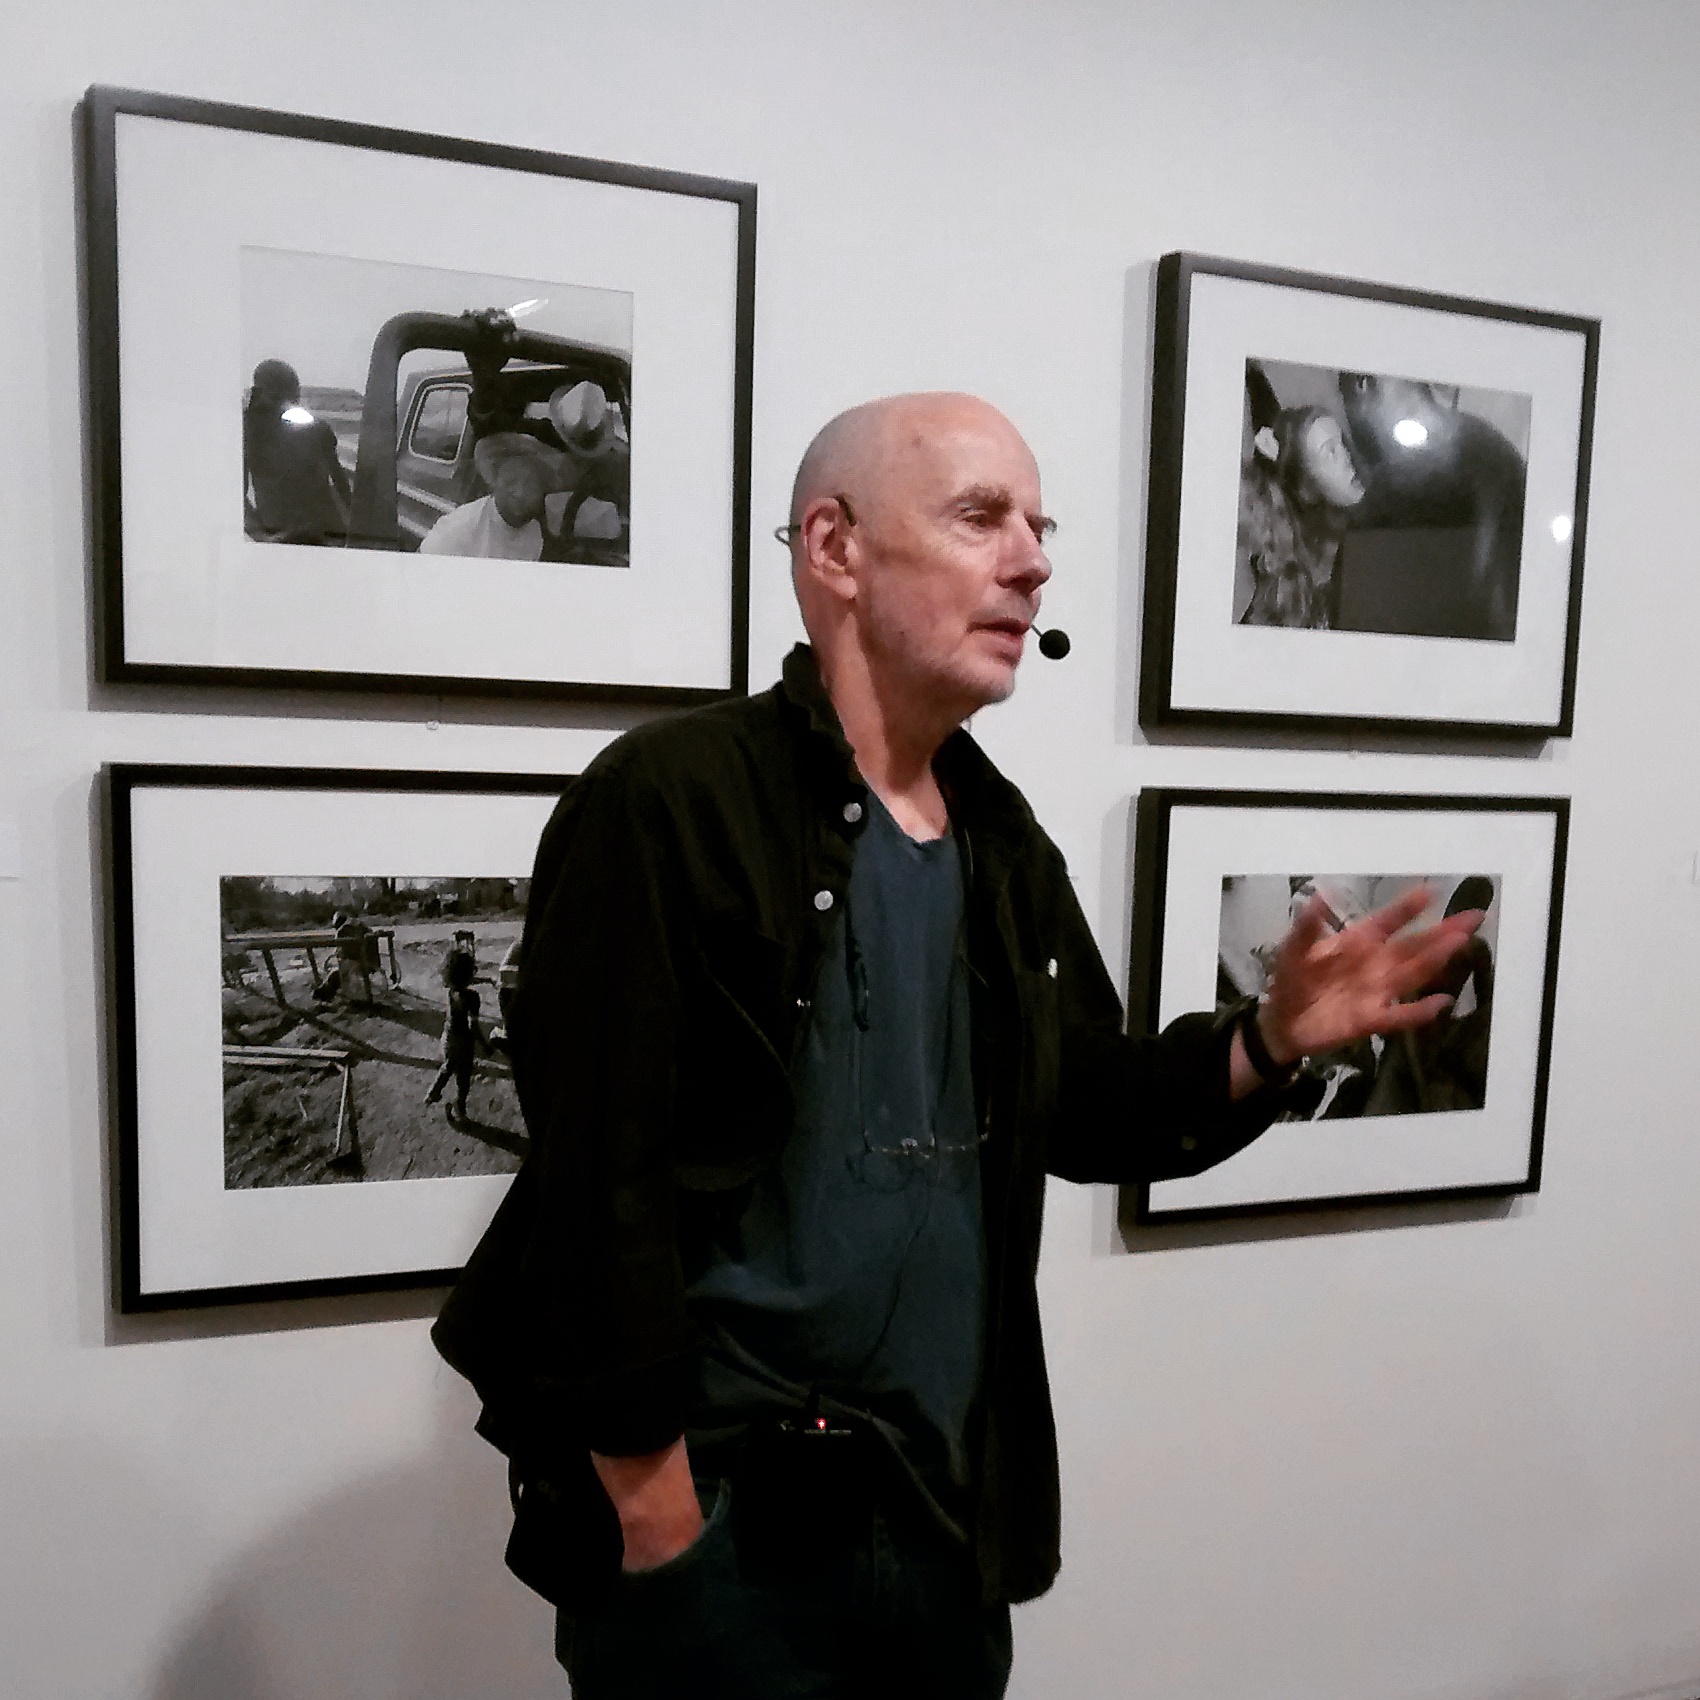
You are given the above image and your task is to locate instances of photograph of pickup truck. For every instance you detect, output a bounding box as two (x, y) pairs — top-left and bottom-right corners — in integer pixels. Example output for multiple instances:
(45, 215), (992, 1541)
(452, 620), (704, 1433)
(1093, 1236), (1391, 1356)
(241, 245), (634, 567)
(85, 85), (754, 702)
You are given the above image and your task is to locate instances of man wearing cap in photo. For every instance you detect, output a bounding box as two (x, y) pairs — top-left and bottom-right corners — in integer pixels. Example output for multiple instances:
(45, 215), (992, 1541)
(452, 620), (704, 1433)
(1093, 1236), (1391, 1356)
(542, 378), (630, 552)
(418, 433), (559, 560)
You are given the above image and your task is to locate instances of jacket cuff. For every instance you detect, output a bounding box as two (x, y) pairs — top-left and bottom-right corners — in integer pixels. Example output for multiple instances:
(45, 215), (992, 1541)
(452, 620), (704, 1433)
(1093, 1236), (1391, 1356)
(1217, 995), (1321, 1109)
(1167, 999), (1298, 1172)
(575, 1351), (698, 1457)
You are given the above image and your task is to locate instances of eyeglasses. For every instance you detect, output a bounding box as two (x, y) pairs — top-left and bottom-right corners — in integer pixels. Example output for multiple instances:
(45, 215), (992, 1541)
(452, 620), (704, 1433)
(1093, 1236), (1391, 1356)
(774, 491), (1057, 549)
(851, 1115), (985, 1196)
(842, 916), (985, 1194)
(771, 492), (857, 548)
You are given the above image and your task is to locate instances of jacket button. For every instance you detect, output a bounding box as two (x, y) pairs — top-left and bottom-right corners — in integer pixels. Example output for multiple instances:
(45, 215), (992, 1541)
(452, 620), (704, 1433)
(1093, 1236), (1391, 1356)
(814, 889), (834, 912)
(1179, 1135), (1198, 1152)
(842, 801), (864, 824)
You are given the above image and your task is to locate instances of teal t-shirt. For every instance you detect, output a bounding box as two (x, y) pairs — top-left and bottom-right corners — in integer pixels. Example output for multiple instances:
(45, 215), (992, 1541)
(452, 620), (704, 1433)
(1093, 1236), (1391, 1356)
(685, 791), (986, 1533)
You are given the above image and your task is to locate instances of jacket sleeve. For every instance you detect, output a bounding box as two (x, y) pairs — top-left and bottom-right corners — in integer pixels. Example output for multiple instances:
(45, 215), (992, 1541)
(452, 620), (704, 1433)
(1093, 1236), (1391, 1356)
(1041, 843), (1285, 1185)
(500, 756), (698, 1460)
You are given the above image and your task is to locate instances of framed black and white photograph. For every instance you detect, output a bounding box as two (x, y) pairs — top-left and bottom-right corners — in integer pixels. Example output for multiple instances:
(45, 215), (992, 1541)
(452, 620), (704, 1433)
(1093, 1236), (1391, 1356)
(82, 86), (755, 702)
(1141, 252), (1598, 737)
(105, 764), (567, 1310)
(1125, 789), (1568, 1224)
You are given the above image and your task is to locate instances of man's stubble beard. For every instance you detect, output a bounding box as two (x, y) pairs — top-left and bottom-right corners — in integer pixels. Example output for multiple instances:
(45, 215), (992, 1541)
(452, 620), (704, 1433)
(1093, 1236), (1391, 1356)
(860, 611), (1020, 725)
(952, 657), (1019, 719)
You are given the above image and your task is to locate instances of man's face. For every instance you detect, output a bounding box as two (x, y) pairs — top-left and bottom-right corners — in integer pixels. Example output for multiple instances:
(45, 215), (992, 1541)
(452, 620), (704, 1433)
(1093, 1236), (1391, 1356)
(849, 400), (1053, 716)
(1339, 372), (1435, 454)
(492, 460), (546, 528)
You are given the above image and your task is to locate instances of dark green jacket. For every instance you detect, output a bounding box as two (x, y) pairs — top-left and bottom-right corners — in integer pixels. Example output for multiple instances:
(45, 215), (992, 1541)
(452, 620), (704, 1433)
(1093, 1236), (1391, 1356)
(432, 645), (1275, 1606)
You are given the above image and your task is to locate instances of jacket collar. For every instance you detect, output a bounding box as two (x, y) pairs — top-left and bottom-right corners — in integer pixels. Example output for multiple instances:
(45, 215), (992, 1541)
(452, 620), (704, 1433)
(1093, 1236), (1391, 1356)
(776, 643), (1036, 871)
(778, 642), (860, 780)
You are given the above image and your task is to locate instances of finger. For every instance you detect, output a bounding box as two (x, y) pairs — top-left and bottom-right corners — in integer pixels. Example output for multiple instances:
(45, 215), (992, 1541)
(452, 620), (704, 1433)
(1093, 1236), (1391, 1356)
(1278, 892), (1333, 965)
(1393, 907), (1483, 947)
(1383, 911), (1478, 975)
(1387, 918), (1481, 991)
(1363, 883), (1433, 941)
(1373, 993), (1454, 1034)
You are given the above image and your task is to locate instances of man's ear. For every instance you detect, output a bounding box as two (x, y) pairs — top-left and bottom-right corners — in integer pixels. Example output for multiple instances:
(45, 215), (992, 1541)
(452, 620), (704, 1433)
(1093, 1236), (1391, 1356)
(799, 496), (858, 604)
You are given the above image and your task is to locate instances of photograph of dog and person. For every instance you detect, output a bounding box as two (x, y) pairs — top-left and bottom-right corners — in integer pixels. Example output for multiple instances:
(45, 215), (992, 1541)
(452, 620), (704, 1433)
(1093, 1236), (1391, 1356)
(1234, 356), (1532, 642)
(1217, 871), (1500, 1122)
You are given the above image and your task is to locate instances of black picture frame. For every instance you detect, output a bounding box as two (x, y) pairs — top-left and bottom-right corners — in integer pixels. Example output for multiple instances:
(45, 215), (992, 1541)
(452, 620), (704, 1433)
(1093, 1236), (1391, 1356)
(1124, 787), (1569, 1226)
(1140, 251), (1599, 740)
(104, 762), (570, 1312)
(81, 85), (756, 705)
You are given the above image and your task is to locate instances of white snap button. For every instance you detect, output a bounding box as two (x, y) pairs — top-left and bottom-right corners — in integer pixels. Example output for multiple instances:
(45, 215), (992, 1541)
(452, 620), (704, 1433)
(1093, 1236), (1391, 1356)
(814, 889), (834, 912)
(842, 801), (864, 824)
(1046, 958), (1058, 979)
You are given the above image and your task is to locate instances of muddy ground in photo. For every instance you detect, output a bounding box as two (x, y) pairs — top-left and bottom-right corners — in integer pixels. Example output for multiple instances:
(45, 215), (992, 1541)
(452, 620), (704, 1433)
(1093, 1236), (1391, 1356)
(221, 917), (526, 1188)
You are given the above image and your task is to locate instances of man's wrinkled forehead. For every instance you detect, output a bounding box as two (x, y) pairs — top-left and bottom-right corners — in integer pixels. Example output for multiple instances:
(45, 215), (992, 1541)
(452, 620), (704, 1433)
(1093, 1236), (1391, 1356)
(878, 402), (1041, 506)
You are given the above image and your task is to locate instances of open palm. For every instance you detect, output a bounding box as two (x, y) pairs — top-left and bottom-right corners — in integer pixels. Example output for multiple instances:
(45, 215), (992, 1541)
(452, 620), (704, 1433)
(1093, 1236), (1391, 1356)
(1261, 885), (1484, 1064)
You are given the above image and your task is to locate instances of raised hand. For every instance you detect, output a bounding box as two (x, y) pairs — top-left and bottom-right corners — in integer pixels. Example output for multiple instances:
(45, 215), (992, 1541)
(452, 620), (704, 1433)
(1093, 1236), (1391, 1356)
(461, 304), (520, 348)
(461, 306), (521, 393)
(1257, 884), (1484, 1067)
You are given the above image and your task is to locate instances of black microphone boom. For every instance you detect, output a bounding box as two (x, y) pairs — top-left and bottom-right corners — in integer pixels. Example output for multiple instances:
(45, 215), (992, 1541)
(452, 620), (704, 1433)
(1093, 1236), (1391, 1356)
(1035, 625), (1071, 659)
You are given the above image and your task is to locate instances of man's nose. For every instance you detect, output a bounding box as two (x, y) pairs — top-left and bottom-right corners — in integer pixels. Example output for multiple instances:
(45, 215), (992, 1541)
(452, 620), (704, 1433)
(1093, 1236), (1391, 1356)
(1005, 529), (1052, 593)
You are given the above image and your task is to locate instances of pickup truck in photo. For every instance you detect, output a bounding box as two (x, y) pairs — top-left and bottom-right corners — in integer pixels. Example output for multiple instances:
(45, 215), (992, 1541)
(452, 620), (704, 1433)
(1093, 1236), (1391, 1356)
(337, 308), (631, 564)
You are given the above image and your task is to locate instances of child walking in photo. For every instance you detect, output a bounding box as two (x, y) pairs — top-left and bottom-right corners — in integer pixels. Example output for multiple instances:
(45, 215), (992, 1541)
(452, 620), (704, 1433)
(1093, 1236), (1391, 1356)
(425, 946), (486, 1123)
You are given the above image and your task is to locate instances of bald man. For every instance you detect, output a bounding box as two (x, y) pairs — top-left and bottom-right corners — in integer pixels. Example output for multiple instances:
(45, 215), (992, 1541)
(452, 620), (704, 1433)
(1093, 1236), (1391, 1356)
(433, 394), (1480, 1699)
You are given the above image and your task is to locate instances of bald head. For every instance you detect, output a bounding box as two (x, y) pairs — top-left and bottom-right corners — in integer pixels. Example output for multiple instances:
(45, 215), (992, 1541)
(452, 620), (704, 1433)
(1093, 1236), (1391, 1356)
(787, 392), (1020, 534)
(785, 391), (1053, 731)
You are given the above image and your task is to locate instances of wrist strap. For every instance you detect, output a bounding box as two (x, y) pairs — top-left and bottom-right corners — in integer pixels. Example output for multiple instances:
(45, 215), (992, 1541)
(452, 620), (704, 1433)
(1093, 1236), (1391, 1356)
(1241, 1000), (1299, 1086)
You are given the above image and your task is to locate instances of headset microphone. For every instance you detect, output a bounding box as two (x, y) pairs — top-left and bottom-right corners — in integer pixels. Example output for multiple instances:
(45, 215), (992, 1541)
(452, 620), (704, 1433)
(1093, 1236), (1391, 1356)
(1035, 625), (1072, 660)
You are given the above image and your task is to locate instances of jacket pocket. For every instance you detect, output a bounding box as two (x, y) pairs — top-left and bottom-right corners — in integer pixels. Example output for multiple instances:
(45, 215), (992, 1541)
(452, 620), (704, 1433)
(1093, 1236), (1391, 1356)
(616, 1477), (732, 1585)
(699, 919), (787, 1046)
(1014, 960), (1061, 1127)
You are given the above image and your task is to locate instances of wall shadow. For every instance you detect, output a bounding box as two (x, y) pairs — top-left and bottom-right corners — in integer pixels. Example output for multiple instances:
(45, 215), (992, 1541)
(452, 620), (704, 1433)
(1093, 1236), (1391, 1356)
(1114, 1186), (1525, 1257)
(85, 673), (669, 736)
(1112, 261), (1158, 747)
(142, 1385), (564, 1700)
(0, 1384), (564, 1700)
(106, 1282), (451, 1349)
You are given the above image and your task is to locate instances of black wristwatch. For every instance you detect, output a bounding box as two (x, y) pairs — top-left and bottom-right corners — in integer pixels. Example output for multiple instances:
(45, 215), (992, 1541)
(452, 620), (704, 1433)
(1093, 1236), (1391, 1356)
(1240, 999), (1301, 1088)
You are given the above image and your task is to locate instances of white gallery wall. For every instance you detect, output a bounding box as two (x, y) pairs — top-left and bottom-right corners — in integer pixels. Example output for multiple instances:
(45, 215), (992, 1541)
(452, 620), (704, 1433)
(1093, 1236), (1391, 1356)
(3, 2), (1698, 1696)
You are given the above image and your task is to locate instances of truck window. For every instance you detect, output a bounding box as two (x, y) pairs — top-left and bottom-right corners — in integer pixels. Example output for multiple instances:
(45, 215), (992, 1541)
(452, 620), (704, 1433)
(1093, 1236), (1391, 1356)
(409, 385), (469, 462)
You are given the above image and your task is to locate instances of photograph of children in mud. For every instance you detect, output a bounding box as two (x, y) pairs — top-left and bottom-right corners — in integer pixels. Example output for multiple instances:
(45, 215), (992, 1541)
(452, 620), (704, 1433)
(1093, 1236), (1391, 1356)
(220, 873), (528, 1188)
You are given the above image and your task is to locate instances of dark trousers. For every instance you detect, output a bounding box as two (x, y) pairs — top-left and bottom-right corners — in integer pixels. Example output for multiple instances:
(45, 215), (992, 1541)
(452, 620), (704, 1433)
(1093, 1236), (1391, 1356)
(557, 1477), (1012, 1700)
(426, 1052), (472, 1111)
